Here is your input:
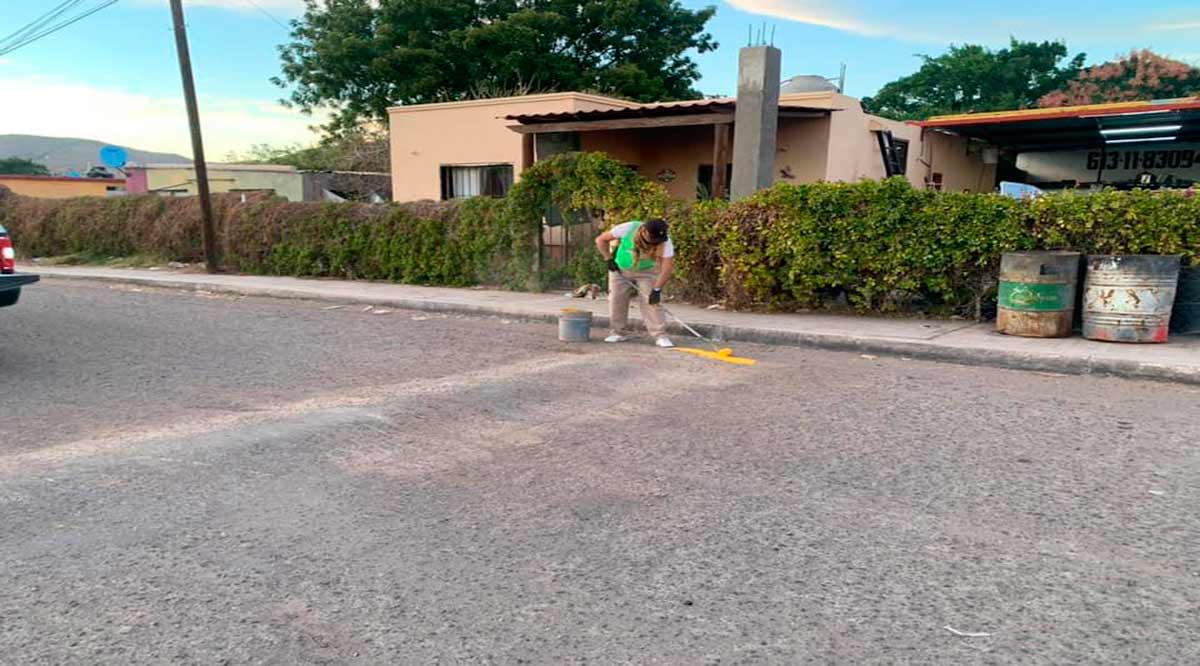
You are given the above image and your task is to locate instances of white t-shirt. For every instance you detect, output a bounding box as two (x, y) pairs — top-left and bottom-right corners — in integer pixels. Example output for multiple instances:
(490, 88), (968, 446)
(610, 221), (675, 258)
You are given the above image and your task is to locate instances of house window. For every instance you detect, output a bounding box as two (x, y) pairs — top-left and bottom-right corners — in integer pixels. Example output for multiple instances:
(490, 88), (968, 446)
(892, 139), (910, 175)
(440, 164), (514, 200)
(876, 131), (909, 177)
(697, 163), (734, 200)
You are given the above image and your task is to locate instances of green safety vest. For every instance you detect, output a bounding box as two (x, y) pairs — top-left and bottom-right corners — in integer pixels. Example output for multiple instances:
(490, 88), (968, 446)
(615, 221), (658, 271)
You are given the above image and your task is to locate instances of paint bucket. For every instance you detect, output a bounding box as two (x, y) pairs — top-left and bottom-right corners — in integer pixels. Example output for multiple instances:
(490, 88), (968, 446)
(558, 308), (593, 342)
(1083, 254), (1181, 343)
(1169, 265), (1200, 336)
(996, 251), (1081, 338)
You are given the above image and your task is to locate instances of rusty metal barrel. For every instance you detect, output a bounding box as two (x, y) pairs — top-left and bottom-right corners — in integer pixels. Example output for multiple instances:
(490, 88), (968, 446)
(996, 251), (1081, 338)
(1083, 255), (1181, 343)
(1169, 266), (1200, 336)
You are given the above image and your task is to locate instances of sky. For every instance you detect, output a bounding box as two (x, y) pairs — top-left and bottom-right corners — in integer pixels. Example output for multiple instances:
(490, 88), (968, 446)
(1, 0), (1198, 161)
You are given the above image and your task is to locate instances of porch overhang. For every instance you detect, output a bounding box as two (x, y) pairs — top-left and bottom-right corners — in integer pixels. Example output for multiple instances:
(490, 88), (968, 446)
(505, 98), (831, 134)
(506, 97), (833, 200)
(916, 97), (1200, 152)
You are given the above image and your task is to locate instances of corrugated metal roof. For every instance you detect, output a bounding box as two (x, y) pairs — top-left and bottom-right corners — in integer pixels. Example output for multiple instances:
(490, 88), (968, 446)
(920, 97), (1200, 128)
(917, 97), (1200, 152)
(506, 97), (832, 123)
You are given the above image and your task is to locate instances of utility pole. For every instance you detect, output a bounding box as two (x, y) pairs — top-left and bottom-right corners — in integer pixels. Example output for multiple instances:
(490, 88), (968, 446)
(169, 0), (220, 273)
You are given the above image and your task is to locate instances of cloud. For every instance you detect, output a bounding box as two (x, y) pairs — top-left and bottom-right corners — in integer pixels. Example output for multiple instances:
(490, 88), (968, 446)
(724, 0), (1188, 45)
(1147, 21), (1200, 31)
(720, 0), (883, 34)
(724, 0), (883, 35)
(1168, 53), (1200, 66)
(0, 75), (328, 158)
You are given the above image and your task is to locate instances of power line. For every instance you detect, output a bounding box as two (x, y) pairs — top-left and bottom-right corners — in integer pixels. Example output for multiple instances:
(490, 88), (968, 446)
(1, 1), (95, 54)
(0, 1), (84, 52)
(243, 0), (290, 31)
(0, 1), (120, 58)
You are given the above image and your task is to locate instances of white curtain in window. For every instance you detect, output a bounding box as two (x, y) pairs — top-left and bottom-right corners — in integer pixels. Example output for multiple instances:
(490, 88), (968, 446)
(452, 167), (483, 198)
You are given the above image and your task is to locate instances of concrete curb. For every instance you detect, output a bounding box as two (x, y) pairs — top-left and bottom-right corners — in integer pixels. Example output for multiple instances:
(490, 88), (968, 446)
(684, 322), (1200, 386)
(39, 271), (1200, 386)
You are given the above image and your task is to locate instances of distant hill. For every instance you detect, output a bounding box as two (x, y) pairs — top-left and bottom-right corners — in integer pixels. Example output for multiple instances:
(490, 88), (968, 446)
(0, 135), (190, 171)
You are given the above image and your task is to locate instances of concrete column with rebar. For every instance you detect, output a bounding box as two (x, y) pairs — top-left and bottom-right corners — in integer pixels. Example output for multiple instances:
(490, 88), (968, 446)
(731, 46), (781, 200)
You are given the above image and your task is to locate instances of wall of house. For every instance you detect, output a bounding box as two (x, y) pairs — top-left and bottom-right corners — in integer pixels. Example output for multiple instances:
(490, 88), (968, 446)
(577, 117), (833, 201)
(820, 94), (923, 187)
(580, 124), (700, 198)
(388, 93), (635, 202)
(635, 125), (719, 200)
(0, 176), (123, 198)
(578, 128), (644, 168)
(129, 166), (305, 200)
(574, 106), (907, 200)
(874, 117), (926, 188)
(921, 131), (997, 192)
(581, 125), (719, 200)
(125, 168), (148, 193)
(775, 116), (832, 184)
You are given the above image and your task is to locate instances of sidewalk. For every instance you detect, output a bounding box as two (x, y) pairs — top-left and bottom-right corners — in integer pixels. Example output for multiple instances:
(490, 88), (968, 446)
(29, 265), (1200, 385)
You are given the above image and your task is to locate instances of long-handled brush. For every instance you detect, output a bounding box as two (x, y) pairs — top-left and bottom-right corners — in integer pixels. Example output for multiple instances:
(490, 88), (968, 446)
(612, 271), (755, 365)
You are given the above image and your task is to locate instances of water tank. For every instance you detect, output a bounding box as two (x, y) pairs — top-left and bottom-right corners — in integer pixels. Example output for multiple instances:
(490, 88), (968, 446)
(780, 75), (838, 94)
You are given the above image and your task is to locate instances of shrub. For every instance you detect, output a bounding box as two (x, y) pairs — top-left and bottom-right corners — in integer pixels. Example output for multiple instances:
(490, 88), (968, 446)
(226, 197), (517, 286)
(0, 152), (664, 290)
(699, 179), (1198, 314)
(0, 188), (514, 286)
(505, 151), (673, 290)
(2, 162), (1197, 317)
(670, 198), (725, 302)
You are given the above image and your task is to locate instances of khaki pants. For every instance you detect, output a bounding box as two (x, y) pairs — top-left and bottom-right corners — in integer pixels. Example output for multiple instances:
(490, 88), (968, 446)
(608, 269), (666, 337)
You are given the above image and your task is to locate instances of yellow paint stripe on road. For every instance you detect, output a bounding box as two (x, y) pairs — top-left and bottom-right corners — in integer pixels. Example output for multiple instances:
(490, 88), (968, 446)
(672, 347), (757, 366)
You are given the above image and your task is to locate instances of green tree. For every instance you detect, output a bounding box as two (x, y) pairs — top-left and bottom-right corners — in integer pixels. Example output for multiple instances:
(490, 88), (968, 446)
(863, 40), (1086, 120)
(274, 0), (717, 133)
(1039, 50), (1200, 107)
(232, 129), (390, 173)
(0, 157), (50, 175)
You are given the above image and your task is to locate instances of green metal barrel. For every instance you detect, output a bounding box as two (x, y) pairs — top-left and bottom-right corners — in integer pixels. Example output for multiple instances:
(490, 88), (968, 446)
(996, 251), (1081, 338)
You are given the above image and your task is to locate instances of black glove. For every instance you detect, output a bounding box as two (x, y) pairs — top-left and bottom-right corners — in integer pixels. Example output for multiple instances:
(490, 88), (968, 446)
(606, 258), (620, 273)
(648, 288), (662, 305)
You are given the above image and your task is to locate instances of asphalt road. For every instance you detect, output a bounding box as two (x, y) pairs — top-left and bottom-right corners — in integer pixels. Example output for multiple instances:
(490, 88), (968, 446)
(2, 279), (1199, 665)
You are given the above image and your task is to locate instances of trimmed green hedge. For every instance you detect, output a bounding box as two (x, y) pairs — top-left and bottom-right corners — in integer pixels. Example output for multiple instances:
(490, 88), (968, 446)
(224, 197), (517, 287)
(673, 180), (1199, 314)
(0, 188), (519, 287)
(3, 155), (1198, 318)
(0, 153), (665, 290)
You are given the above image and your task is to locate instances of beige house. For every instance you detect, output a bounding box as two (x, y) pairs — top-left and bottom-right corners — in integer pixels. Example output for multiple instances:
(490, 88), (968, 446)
(125, 164), (393, 202)
(389, 92), (632, 202)
(388, 89), (995, 203)
(126, 163), (306, 201)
